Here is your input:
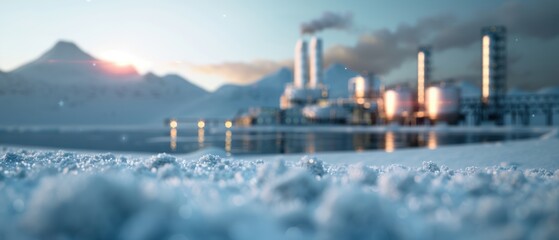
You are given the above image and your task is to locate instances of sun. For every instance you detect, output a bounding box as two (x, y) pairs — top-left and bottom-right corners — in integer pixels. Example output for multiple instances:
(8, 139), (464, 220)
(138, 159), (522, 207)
(99, 50), (147, 68)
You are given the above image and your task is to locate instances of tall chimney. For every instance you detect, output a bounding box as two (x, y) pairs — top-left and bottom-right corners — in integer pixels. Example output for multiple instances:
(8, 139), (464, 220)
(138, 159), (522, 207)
(309, 37), (323, 88)
(294, 39), (309, 88)
(417, 46), (431, 109)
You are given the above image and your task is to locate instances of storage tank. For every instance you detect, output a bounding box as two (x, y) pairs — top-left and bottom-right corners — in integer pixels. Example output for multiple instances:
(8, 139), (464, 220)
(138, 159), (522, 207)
(348, 74), (383, 103)
(425, 83), (461, 124)
(384, 87), (414, 121)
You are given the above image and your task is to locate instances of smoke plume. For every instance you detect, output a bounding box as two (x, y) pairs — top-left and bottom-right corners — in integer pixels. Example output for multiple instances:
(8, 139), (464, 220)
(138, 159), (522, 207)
(301, 12), (352, 34)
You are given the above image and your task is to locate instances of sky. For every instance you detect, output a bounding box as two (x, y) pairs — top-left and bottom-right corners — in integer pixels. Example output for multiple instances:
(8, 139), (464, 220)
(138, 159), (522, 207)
(0, 0), (558, 91)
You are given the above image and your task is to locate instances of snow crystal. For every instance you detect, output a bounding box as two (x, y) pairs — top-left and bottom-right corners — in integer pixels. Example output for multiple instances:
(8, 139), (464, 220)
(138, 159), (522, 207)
(0, 149), (558, 240)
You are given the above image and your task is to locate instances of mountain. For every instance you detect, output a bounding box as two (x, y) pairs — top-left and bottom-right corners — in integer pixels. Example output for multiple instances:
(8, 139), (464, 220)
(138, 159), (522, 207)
(537, 86), (559, 95)
(322, 63), (360, 98)
(175, 63), (360, 119)
(175, 67), (292, 118)
(12, 41), (140, 85)
(0, 41), (208, 125)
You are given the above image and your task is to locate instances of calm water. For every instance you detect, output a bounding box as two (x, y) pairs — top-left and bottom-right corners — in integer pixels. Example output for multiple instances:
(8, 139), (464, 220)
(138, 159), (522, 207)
(0, 128), (543, 155)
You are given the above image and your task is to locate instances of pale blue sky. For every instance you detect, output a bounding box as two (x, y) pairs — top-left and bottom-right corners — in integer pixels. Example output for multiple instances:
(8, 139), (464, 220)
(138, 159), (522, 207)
(3, 0), (556, 91)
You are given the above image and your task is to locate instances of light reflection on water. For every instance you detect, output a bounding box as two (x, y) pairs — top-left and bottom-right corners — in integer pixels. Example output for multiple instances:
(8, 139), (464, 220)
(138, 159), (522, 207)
(169, 128), (177, 151)
(428, 131), (438, 150)
(0, 128), (541, 155)
(168, 129), (532, 155)
(385, 131), (395, 153)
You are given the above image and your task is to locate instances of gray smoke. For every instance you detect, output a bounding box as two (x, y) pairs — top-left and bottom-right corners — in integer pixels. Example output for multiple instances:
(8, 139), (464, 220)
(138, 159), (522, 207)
(301, 12), (352, 34)
(324, 0), (559, 90)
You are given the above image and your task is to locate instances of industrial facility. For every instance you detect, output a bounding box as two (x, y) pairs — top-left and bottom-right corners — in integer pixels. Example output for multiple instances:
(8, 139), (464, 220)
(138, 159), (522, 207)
(241, 34), (466, 126)
(168, 25), (559, 129)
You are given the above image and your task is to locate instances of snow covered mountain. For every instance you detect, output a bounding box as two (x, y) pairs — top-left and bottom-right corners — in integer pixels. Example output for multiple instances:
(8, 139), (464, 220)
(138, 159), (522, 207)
(12, 41), (140, 85)
(175, 64), (360, 118)
(0, 41), (207, 125)
(175, 67), (292, 118)
(322, 63), (360, 98)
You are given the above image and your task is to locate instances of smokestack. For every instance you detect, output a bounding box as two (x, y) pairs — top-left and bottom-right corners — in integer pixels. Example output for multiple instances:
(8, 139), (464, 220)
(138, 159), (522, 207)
(309, 36), (323, 88)
(481, 26), (506, 106)
(294, 39), (309, 88)
(417, 46), (431, 109)
(300, 12), (352, 35)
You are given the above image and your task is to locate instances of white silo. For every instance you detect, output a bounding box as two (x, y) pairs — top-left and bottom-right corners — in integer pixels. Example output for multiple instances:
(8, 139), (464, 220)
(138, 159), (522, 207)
(294, 39), (309, 89)
(309, 37), (323, 89)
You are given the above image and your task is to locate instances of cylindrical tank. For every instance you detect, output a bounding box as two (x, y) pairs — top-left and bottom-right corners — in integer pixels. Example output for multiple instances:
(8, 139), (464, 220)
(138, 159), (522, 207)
(384, 87), (414, 121)
(348, 74), (383, 102)
(425, 83), (461, 124)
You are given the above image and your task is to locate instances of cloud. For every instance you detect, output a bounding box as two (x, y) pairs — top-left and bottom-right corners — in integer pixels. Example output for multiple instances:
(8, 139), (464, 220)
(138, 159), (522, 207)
(329, 0), (559, 72)
(324, 30), (412, 75)
(300, 12), (353, 35)
(188, 60), (292, 85)
(191, 1), (559, 89)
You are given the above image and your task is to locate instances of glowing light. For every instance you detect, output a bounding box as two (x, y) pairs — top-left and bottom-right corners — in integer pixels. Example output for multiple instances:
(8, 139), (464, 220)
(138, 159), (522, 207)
(99, 50), (150, 69)
(427, 131), (437, 150)
(197, 120), (205, 129)
(482, 35), (491, 103)
(224, 120), (233, 129)
(198, 129), (205, 148)
(355, 77), (366, 99)
(426, 87), (439, 120)
(385, 131), (395, 153)
(417, 52), (425, 106)
(170, 128), (177, 150)
(385, 90), (398, 120)
(169, 120), (178, 129)
(306, 133), (316, 153)
(225, 130), (232, 155)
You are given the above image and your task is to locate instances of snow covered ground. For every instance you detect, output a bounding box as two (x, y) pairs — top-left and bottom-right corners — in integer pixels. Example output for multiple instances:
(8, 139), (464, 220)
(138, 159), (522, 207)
(1, 127), (558, 239)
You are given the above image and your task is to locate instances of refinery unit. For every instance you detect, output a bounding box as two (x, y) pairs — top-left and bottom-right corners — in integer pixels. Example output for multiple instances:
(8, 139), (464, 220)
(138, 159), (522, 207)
(168, 25), (558, 129)
(238, 32), (469, 126)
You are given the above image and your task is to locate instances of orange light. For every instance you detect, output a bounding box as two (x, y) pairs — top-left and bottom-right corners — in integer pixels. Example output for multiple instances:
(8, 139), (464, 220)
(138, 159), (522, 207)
(385, 90), (397, 120)
(197, 120), (205, 129)
(427, 131), (437, 150)
(225, 130), (232, 154)
(385, 131), (395, 153)
(224, 120), (233, 129)
(169, 120), (178, 129)
(170, 128), (177, 150)
(198, 128), (205, 148)
(426, 87), (439, 120)
(418, 52), (425, 106)
(482, 35), (491, 103)
(355, 77), (366, 99)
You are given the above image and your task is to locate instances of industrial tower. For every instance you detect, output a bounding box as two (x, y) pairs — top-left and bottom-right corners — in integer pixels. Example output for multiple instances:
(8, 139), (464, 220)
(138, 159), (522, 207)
(481, 26), (507, 125)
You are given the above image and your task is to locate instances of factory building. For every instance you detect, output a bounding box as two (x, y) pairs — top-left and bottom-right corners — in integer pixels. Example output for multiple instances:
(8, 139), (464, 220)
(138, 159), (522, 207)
(246, 26), (513, 126)
(169, 25), (558, 130)
(280, 36), (328, 114)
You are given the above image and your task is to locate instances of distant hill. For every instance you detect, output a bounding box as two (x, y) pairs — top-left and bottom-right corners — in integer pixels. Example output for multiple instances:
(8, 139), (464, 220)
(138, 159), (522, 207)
(174, 64), (360, 118)
(0, 41), (207, 125)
